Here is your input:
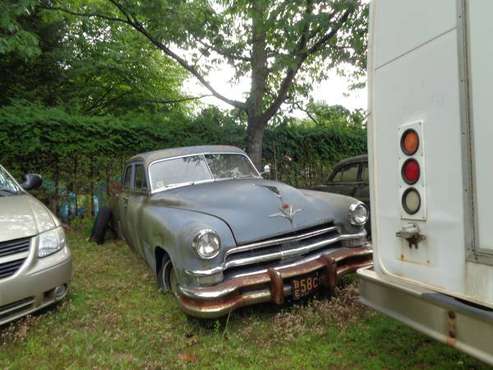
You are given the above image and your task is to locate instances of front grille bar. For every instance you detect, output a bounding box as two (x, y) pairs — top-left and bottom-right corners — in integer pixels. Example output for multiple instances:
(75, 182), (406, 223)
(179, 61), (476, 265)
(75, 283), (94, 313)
(226, 225), (338, 257)
(224, 231), (364, 270)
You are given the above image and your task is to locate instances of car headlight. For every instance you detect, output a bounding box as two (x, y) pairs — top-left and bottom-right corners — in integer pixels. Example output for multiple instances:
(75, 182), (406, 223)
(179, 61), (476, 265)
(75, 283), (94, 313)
(348, 202), (368, 226)
(38, 227), (66, 258)
(192, 229), (221, 259)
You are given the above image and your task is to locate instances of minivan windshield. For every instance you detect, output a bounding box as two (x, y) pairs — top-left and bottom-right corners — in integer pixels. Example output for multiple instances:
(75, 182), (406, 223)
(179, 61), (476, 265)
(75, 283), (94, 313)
(0, 166), (21, 196)
(149, 153), (259, 192)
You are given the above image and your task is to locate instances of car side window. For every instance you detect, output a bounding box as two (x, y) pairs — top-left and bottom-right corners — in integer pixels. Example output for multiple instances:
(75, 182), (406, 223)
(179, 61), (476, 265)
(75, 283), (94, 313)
(134, 164), (148, 192)
(360, 163), (369, 183)
(123, 165), (133, 190)
(336, 164), (359, 182)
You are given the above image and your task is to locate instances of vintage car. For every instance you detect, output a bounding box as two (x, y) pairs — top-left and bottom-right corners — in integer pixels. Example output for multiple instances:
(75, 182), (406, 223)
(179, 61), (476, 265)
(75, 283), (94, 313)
(312, 155), (371, 236)
(103, 145), (372, 318)
(0, 165), (72, 326)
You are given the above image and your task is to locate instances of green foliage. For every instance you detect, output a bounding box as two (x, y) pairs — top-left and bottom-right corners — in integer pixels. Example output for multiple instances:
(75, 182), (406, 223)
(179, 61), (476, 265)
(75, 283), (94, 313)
(0, 103), (366, 215)
(265, 116), (367, 187)
(0, 0), (40, 59)
(0, 5), (188, 115)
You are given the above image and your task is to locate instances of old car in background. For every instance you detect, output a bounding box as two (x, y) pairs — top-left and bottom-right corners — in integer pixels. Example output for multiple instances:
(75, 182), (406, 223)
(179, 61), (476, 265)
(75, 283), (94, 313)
(313, 155), (370, 235)
(99, 145), (372, 318)
(0, 165), (72, 326)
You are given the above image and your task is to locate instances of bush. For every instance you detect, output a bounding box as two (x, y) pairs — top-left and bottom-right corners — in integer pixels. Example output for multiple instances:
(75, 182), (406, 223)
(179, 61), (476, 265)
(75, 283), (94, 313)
(0, 103), (366, 218)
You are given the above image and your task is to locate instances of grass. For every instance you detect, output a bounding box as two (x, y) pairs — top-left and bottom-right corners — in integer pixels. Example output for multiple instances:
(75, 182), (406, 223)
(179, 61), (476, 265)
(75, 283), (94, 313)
(0, 232), (489, 369)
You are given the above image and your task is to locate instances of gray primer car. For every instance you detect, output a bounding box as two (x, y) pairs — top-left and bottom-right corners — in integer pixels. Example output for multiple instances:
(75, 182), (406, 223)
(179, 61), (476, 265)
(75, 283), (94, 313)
(111, 145), (372, 318)
(0, 165), (72, 326)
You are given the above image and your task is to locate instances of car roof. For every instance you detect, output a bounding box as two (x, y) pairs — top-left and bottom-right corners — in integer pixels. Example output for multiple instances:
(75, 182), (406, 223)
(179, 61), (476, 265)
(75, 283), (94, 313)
(333, 154), (368, 169)
(128, 145), (247, 167)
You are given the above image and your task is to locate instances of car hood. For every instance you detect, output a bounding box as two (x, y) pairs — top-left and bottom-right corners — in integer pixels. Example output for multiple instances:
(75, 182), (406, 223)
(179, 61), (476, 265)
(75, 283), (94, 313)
(151, 179), (336, 244)
(0, 194), (57, 242)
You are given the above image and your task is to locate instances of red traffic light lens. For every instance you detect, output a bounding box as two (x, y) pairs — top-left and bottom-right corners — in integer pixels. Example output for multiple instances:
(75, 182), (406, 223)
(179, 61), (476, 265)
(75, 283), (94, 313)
(402, 159), (420, 184)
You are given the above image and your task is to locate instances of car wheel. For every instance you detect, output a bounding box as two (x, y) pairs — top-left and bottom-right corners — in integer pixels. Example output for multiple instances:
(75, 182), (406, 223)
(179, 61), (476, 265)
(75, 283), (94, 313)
(91, 207), (112, 245)
(158, 258), (178, 296)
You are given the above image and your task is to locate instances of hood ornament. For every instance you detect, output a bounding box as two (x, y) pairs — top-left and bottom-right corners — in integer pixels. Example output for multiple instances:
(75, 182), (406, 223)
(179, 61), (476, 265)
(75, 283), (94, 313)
(257, 184), (302, 224)
(269, 202), (302, 225)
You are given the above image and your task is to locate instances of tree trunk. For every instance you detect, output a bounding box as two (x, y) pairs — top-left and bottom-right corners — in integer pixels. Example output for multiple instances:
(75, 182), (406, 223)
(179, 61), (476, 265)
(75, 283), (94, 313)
(246, 115), (267, 169)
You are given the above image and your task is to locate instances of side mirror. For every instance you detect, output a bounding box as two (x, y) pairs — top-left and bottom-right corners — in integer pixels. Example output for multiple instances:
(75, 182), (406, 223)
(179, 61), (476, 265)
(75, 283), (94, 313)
(262, 164), (271, 176)
(21, 174), (43, 191)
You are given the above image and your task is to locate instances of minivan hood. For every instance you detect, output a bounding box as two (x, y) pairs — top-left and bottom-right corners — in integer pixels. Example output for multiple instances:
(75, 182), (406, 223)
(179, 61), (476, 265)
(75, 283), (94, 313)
(151, 179), (335, 244)
(0, 194), (56, 242)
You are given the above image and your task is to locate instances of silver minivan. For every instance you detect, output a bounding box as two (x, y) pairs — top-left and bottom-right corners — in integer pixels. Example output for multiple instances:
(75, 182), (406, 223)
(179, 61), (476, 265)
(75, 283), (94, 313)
(0, 165), (72, 325)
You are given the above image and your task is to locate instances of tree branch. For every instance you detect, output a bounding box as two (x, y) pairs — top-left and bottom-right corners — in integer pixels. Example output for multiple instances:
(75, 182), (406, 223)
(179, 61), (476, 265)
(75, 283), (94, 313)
(38, 3), (129, 24)
(193, 36), (250, 63)
(260, 0), (314, 122)
(261, 5), (354, 123)
(42, 1), (247, 111)
(295, 102), (320, 126)
(142, 94), (213, 105)
(307, 8), (353, 55)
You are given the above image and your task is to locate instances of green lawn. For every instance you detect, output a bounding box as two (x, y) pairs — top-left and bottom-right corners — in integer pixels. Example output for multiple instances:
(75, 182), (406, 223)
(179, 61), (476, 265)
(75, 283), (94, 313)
(0, 233), (488, 369)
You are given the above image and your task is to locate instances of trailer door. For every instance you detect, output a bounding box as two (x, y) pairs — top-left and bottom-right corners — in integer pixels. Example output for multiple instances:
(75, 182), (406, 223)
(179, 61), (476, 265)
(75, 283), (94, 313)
(468, 1), (493, 259)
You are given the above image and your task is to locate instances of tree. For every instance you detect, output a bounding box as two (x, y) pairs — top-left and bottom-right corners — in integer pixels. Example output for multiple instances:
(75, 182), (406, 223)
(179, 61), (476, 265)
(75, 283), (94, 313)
(0, 0), (40, 59)
(42, 0), (368, 167)
(0, 4), (188, 116)
(303, 102), (366, 127)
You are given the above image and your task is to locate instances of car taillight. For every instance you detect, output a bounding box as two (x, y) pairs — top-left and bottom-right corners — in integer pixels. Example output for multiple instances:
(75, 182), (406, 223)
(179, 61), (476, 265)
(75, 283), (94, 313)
(400, 125), (423, 216)
(401, 158), (420, 184)
(402, 188), (421, 215)
(400, 129), (419, 155)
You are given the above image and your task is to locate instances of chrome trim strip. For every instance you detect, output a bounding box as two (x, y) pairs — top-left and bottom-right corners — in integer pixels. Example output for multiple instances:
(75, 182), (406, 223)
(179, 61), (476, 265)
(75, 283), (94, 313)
(224, 231), (365, 270)
(179, 279), (294, 301)
(186, 230), (367, 278)
(225, 226), (338, 256)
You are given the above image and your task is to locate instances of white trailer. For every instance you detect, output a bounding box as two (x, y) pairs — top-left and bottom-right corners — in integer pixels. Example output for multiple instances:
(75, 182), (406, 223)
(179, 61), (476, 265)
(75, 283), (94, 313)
(359, 0), (493, 364)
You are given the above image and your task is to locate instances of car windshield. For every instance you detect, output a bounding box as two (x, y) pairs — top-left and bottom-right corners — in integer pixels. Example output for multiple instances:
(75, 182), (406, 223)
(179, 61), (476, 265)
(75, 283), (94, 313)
(149, 153), (259, 192)
(0, 166), (21, 196)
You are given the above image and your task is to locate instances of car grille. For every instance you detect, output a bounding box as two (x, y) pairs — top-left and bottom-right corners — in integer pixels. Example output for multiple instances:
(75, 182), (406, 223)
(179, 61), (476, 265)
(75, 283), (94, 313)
(0, 297), (34, 322)
(0, 237), (31, 280)
(224, 224), (343, 277)
(0, 238), (31, 257)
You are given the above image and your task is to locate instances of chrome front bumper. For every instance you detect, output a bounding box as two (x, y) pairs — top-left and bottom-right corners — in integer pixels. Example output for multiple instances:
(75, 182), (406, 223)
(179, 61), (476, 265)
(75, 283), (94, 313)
(177, 246), (372, 319)
(0, 246), (72, 326)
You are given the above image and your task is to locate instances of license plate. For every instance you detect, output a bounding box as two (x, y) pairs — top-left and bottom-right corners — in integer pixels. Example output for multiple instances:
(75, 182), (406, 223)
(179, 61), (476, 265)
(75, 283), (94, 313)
(291, 272), (321, 300)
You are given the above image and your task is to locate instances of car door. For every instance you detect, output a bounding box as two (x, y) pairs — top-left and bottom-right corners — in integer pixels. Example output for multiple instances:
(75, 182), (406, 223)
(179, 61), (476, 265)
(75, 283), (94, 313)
(323, 163), (361, 198)
(354, 161), (370, 207)
(125, 163), (148, 258)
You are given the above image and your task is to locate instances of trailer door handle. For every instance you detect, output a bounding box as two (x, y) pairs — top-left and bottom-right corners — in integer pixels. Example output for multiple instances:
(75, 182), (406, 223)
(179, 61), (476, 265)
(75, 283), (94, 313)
(396, 223), (426, 248)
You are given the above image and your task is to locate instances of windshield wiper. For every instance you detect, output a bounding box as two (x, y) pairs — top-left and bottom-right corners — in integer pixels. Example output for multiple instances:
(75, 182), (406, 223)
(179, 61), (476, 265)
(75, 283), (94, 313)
(154, 180), (201, 193)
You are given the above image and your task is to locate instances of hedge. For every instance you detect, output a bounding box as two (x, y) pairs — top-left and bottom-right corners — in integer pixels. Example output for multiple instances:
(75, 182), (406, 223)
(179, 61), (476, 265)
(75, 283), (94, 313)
(0, 103), (367, 217)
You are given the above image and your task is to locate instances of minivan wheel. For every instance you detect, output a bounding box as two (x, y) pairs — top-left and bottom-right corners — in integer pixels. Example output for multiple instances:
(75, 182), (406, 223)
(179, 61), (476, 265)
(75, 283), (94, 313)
(91, 207), (112, 245)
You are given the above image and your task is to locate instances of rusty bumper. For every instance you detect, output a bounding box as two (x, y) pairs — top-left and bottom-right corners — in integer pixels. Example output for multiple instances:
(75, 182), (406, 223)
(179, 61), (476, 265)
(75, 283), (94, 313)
(177, 246), (373, 318)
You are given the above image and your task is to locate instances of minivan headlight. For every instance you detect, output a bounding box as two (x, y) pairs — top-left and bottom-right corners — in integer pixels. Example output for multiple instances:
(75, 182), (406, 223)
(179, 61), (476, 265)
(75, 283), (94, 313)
(192, 229), (221, 259)
(349, 202), (368, 226)
(38, 227), (66, 258)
